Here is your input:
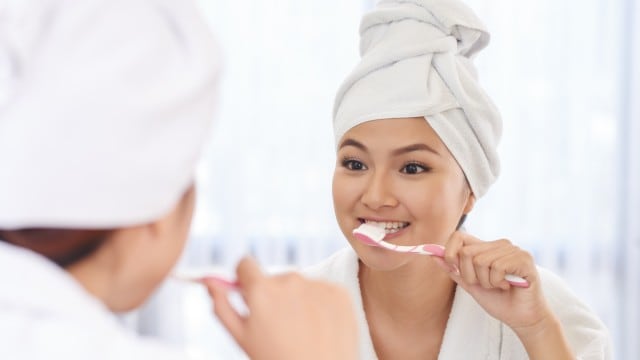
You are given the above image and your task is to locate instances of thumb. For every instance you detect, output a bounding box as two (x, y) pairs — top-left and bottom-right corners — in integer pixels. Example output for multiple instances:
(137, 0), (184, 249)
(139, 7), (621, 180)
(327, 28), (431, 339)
(236, 256), (264, 290)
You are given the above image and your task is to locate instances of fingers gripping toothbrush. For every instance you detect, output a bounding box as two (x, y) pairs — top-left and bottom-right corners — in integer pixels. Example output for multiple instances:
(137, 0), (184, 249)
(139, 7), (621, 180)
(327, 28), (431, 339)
(353, 223), (529, 288)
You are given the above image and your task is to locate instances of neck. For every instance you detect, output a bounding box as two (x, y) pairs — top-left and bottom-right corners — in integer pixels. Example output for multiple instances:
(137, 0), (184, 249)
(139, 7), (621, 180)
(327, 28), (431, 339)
(359, 259), (455, 322)
(359, 258), (456, 359)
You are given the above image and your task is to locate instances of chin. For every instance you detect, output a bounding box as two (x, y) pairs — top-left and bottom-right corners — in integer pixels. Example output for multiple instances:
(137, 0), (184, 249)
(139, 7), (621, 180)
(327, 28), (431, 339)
(112, 281), (160, 313)
(110, 300), (143, 313)
(117, 290), (154, 312)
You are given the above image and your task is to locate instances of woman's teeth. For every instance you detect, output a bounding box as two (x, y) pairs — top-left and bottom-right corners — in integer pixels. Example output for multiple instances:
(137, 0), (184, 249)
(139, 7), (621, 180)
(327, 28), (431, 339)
(363, 220), (410, 234)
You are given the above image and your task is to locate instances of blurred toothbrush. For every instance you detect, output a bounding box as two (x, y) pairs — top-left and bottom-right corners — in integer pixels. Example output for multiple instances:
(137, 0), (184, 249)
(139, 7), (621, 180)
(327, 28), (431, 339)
(171, 271), (239, 289)
(353, 223), (529, 288)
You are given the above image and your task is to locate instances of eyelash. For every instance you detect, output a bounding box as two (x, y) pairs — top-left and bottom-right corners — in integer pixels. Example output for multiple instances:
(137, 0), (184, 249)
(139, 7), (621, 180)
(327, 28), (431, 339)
(341, 157), (367, 171)
(400, 161), (431, 174)
(341, 158), (431, 174)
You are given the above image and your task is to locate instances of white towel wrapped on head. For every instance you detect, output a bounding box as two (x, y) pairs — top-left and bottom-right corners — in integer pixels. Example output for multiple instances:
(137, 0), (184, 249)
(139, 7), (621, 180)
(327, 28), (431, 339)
(0, 0), (221, 229)
(333, 0), (501, 198)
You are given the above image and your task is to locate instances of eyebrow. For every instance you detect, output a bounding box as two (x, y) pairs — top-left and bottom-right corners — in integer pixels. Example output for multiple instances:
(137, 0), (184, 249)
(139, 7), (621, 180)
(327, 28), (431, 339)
(338, 138), (440, 156)
(391, 143), (440, 156)
(338, 138), (368, 151)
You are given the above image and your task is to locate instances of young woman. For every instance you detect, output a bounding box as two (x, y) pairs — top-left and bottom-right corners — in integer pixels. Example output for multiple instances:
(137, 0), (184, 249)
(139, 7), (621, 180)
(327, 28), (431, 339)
(0, 1), (357, 359)
(306, 0), (611, 359)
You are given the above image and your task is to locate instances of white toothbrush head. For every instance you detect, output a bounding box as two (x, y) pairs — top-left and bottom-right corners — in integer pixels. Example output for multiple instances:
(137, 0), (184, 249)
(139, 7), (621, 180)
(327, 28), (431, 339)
(352, 223), (386, 245)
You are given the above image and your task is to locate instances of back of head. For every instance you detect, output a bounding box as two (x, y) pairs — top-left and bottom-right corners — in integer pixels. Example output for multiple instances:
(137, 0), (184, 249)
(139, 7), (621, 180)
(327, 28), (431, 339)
(0, 0), (221, 229)
(333, 0), (502, 198)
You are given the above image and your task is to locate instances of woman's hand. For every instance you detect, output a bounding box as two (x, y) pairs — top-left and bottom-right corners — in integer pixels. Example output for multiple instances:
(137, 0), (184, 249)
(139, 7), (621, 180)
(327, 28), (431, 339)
(205, 257), (358, 360)
(434, 231), (574, 359)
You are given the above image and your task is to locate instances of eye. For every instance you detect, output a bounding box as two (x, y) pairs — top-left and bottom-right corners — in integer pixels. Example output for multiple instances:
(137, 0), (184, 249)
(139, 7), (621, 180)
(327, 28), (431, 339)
(401, 162), (429, 174)
(341, 158), (367, 171)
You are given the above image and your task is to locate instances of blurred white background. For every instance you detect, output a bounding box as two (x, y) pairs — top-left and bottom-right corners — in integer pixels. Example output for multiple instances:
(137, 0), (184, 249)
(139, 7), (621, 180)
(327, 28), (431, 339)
(133, 0), (639, 358)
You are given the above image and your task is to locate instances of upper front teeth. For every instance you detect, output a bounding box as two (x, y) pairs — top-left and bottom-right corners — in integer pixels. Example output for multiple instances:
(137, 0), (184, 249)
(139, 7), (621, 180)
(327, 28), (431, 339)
(364, 220), (409, 230)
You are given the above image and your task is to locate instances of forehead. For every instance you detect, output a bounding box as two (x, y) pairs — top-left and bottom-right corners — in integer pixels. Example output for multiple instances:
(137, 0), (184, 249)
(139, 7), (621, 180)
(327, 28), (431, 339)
(339, 117), (447, 152)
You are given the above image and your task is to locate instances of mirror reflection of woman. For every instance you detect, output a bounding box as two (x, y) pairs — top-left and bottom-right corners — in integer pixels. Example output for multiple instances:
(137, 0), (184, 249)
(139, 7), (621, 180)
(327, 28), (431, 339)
(307, 0), (612, 359)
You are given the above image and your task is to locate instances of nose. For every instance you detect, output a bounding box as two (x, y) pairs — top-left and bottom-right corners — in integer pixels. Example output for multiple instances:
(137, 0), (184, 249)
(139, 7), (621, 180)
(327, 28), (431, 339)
(361, 170), (398, 210)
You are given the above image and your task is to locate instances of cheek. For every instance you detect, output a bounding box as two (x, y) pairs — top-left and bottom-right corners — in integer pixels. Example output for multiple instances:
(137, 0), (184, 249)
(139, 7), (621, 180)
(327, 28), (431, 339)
(179, 193), (196, 241)
(400, 178), (465, 224)
(162, 198), (195, 271)
(332, 172), (359, 211)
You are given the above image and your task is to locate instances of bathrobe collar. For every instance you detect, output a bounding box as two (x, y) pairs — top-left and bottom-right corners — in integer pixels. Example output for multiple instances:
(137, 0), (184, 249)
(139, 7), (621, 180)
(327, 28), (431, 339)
(307, 247), (505, 359)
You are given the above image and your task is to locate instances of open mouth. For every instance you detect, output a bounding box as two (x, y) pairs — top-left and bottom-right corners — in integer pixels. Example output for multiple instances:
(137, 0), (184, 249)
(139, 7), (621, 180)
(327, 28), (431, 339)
(358, 218), (410, 234)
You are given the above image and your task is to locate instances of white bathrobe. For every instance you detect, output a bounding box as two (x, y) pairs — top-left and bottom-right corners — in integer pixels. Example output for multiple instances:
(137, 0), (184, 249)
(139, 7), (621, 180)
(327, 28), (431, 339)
(305, 247), (612, 360)
(0, 242), (198, 360)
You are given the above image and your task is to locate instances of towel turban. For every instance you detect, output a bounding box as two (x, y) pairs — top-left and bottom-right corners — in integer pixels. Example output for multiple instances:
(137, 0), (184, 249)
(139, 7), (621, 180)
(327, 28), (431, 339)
(0, 0), (220, 229)
(333, 0), (502, 198)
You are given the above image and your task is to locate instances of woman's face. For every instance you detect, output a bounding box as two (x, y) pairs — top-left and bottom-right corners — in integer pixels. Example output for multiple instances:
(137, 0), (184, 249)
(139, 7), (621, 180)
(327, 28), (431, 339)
(332, 117), (474, 270)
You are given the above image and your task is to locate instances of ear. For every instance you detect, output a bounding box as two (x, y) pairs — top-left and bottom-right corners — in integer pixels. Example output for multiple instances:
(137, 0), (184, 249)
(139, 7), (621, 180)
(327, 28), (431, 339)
(463, 192), (476, 214)
(105, 223), (157, 256)
(110, 186), (195, 250)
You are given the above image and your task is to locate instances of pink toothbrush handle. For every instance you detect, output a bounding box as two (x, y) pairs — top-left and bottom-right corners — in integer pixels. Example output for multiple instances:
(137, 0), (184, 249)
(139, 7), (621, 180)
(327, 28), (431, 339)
(353, 231), (529, 287)
(201, 276), (240, 289)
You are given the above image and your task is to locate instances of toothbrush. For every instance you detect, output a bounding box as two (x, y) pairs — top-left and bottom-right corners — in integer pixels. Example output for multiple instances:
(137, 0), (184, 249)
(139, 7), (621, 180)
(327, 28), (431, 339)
(171, 271), (239, 289)
(353, 223), (529, 288)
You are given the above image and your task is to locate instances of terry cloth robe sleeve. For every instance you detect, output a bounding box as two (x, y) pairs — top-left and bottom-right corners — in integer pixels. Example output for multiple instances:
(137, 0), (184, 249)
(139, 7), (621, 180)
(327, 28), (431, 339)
(304, 247), (612, 359)
(0, 242), (202, 360)
(498, 267), (613, 359)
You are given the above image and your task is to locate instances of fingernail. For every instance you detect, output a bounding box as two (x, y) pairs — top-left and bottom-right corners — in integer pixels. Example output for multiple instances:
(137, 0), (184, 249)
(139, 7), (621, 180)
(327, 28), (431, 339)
(449, 264), (460, 276)
(423, 244), (446, 257)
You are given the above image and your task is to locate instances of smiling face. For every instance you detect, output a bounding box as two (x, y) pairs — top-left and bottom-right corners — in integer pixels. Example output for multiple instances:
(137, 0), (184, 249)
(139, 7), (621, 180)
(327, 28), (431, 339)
(332, 117), (475, 270)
